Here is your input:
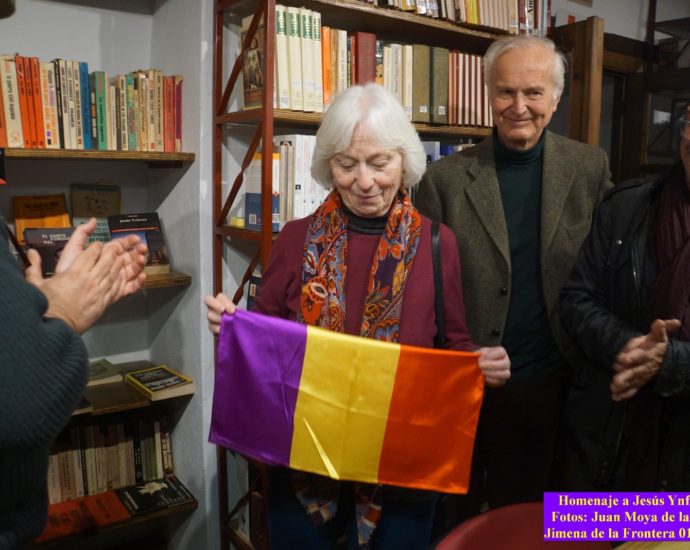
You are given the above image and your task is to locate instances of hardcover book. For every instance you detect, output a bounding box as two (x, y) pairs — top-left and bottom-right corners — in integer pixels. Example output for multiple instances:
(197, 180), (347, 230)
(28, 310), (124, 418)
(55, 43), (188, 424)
(107, 212), (170, 275)
(124, 365), (195, 401)
(241, 13), (264, 110)
(35, 490), (131, 542)
(114, 475), (194, 517)
(23, 227), (75, 277)
(12, 193), (71, 246)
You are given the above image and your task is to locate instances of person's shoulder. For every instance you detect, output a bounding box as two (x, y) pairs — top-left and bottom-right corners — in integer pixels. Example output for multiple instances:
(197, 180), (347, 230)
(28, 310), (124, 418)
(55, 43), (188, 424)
(274, 216), (310, 247)
(547, 132), (604, 157)
(601, 178), (652, 203)
(424, 141), (484, 176)
(420, 214), (458, 248)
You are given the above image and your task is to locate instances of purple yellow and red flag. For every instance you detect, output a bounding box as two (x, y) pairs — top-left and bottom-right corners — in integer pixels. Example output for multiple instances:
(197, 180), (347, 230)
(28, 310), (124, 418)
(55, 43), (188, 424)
(209, 309), (484, 493)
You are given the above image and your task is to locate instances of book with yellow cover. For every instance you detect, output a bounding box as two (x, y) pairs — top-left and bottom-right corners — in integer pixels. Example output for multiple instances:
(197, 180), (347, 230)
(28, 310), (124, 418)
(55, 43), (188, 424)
(124, 365), (195, 401)
(12, 193), (70, 245)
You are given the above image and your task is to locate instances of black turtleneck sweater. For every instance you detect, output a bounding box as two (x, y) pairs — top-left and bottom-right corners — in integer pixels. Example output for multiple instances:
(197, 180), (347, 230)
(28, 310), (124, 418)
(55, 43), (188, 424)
(494, 131), (562, 381)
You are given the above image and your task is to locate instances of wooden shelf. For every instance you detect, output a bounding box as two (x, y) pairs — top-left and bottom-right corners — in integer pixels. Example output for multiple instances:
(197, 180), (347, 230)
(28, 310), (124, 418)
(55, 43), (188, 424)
(33, 497), (198, 549)
(143, 270), (192, 289)
(216, 226), (278, 242)
(655, 18), (690, 40)
(218, 109), (492, 139)
(218, 0), (506, 53)
(2, 149), (195, 167)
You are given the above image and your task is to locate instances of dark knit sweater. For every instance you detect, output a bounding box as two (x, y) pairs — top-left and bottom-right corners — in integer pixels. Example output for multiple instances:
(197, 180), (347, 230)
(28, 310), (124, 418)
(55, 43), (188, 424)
(494, 132), (562, 381)
(0, 221), (88, 549)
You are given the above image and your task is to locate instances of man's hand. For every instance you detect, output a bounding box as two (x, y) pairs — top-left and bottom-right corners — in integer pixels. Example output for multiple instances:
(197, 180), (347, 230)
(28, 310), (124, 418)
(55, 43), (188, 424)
(610, 318), (681, 401)
(477, 346), (511, 387)
(25, 228), (148, 334)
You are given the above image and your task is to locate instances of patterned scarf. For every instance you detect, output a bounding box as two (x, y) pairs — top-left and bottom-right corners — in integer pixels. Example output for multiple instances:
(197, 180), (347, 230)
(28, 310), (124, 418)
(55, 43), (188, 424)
(293, 190), (421, 547)
(648, 167), (690, 341)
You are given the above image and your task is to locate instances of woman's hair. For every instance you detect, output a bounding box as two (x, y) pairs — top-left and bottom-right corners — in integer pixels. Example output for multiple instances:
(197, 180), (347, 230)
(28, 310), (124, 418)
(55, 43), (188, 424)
(483, 35), (567, 102)
(311, 83), (427, 189)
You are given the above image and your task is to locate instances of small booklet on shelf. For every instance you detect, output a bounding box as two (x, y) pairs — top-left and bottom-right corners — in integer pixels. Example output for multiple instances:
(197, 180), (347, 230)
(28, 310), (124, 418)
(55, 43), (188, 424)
(124, 364), (195, 401)
(114, 475), (195, 517)
(23, 227), (75, 277)
(107, 212), (170, 275)
(87, 358), (124, 387)
(71, 182), (121, 243)
(12, 193), (71, 246)
(35, 490), (131, 543)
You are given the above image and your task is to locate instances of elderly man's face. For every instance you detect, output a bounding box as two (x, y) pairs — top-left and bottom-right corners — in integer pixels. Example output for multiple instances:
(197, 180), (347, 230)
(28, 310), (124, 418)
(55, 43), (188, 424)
(490, 45), (560, 151)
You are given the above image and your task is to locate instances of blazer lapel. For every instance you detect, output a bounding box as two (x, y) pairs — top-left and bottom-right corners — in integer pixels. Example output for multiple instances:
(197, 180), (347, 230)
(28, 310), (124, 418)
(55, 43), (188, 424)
(541, 131), (576, 254)
(464, 138), (510, 266)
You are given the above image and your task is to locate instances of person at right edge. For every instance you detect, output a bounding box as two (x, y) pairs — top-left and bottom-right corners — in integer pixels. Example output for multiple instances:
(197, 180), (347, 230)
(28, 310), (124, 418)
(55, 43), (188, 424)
(415, 34), (612, 529)
(559, 104), (690, 492)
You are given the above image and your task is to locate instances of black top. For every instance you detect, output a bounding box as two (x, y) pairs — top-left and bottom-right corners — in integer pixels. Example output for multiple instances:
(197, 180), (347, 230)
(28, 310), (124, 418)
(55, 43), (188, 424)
(494, 130), (562, 381)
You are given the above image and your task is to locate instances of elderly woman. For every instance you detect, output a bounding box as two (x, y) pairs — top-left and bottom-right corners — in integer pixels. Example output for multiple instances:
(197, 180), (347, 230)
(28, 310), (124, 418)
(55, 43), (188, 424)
(205, 83), (510, 549)
(560, 104), (690, 492)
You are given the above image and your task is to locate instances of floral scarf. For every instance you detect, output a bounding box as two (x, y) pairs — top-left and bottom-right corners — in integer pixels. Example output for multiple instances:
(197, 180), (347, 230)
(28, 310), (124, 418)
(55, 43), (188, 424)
(293, 190), (421, 547)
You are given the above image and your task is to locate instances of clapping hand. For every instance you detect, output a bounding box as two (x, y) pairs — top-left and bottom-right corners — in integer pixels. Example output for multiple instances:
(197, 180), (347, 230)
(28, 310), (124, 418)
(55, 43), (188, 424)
(610, 318), (681, 401)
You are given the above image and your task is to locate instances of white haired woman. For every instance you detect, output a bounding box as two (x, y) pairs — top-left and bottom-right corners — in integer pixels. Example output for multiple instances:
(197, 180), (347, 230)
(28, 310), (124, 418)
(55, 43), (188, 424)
(205, 83), (510, 548)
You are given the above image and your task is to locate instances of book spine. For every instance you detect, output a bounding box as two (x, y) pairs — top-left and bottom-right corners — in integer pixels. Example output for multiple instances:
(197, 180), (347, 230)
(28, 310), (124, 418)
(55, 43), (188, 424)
(286, 6), (303, 111)
(154, 69), (163, 151)
(65, 60), (78, 150)
(0, 56), (24, 147)
(29, 57), (45, 148)
(0, 74), (6, 148)
(53, 60), (66, 149)
(163, 75), (174, 152)
(134, 71), (148, 152)
(14, 55), (33, 148)
(90, 71), (107, 150)
(71, 60), (84, 149)
(79, 62), (92, 150)
(40, 62), (60, 149)
(275, 4), (291, 110)
(174, 75), (183, 152)
(353, 31), (376, 85)
(320, 26), (332, 110)
(124, 73), (136, 151)
(108, 82), (117, 150)
(312, 11), (323, 113)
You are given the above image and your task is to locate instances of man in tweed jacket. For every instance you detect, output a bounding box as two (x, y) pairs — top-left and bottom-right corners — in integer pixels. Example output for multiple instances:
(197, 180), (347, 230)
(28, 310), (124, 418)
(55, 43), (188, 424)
(416, 35), (612, 523)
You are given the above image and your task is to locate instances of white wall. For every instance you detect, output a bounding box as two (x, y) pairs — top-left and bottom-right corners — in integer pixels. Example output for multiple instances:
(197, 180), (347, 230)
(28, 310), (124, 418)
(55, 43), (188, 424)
(0, 0), (218, 548)
(551, 0), (690, 40)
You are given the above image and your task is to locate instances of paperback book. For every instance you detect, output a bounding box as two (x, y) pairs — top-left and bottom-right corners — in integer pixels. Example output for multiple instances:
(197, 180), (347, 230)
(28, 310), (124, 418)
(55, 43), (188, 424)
(12, 193), (71, 246)
(107, 212), (170, 275)
(114, 475), (194, 516)
(124, 365), (195, 401)
(71, 182), (121, 243)
(87, 358), (124, 387)
(23, 227), (75, 277)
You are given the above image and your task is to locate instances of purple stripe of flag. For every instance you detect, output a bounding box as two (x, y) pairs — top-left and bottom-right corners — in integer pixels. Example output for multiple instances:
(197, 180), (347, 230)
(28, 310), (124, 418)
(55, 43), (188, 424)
(209, 309), (306, 466)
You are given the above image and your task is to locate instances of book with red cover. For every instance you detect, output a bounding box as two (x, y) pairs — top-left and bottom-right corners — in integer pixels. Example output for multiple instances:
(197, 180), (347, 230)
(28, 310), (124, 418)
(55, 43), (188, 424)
(29, 57), (45, 148)
(35, 491), (131, 543)
(0, 80), (7, 148)
(352, 31), (376, 85)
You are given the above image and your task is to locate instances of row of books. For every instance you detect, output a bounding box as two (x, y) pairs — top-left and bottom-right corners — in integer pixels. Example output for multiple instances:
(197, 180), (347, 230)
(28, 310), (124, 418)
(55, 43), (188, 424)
(47, 411), (174, 505)
(36, 475), (194, 543)
(354, 0), (552, 34)
(247, 6), (492, 126)
(11, 186), (172, 276)
(0, 53), (183, 151)
(238, 135), (476, 232)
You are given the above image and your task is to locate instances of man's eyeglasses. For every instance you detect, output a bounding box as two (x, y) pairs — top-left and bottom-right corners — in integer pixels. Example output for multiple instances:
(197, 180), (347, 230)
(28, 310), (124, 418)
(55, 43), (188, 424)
(4, 221), (31, 272)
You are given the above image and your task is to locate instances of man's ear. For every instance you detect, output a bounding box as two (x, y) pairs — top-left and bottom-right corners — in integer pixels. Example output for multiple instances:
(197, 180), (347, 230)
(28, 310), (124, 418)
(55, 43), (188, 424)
(0, 0), (15, 19)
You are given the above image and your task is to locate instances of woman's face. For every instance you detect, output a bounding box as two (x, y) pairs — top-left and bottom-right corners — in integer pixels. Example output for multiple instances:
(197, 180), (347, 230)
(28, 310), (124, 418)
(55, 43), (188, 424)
(329, 126), (403, 218)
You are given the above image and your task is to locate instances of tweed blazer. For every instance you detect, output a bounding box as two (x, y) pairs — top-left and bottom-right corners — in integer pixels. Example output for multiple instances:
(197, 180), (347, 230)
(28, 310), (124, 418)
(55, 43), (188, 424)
(415, 130), (612, 371)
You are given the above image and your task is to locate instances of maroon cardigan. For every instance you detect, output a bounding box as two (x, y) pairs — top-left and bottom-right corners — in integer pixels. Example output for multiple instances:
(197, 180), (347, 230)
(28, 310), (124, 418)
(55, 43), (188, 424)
(254, 214), (476, 352)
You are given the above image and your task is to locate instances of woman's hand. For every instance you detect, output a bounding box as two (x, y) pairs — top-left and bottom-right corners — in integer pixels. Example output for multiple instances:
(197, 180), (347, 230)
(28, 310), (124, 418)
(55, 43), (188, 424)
(204, 292), (237, 334)
(477, 346), (511, 387)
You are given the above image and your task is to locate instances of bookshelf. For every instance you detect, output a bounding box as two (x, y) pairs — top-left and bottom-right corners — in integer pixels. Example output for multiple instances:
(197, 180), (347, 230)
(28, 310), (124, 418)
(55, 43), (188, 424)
(212, 0), (510, 548)
(0, 0), (208, 548)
